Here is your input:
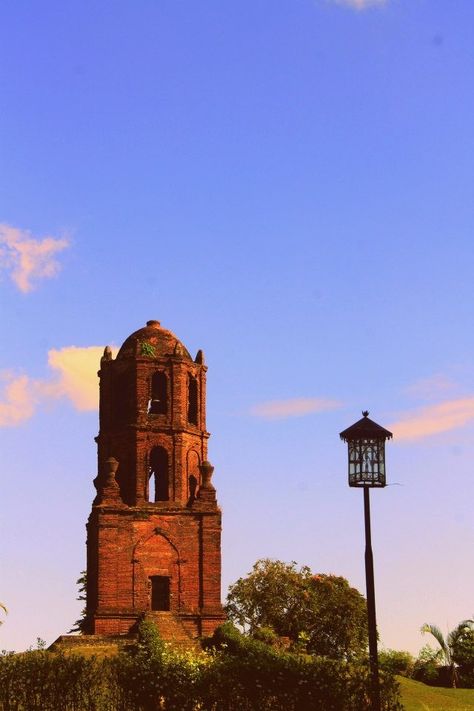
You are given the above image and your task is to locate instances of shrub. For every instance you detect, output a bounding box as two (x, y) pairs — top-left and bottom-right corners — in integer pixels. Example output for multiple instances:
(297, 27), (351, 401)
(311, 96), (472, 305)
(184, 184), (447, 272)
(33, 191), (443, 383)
(0, 648), (115, 711)
(0, 621), (403, 710)
(379, 649), (414, 677)
(412, 645), (444, 685)
(203, 623), (402, 711)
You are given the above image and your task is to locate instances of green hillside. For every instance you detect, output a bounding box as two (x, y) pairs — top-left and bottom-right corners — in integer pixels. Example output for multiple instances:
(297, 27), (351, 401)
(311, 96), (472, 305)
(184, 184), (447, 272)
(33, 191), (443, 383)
(399, 677), (474, 711)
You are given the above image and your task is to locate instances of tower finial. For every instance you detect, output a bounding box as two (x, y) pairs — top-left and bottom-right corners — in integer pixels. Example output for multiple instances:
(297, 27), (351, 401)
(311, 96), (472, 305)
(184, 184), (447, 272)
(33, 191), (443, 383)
(362, 410), (369, 418)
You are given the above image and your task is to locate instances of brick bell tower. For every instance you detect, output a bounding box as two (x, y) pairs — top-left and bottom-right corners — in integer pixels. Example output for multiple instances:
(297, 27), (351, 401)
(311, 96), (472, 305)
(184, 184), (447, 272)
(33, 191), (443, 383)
(85, 320), (224, 641)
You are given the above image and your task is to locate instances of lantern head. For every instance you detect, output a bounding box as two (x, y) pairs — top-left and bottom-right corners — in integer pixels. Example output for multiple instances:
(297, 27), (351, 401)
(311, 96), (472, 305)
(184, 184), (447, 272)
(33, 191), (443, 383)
(339, 411), (393, 488)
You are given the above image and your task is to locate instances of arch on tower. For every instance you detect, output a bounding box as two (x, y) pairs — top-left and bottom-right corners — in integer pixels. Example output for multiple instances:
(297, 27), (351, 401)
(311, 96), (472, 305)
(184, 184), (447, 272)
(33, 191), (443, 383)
(188, 374), (198, 425)
(186, 449), (201, 504)
(148, 371), (168, 415)
(148, 446), (169, 502)
(132, 530), (181, 611)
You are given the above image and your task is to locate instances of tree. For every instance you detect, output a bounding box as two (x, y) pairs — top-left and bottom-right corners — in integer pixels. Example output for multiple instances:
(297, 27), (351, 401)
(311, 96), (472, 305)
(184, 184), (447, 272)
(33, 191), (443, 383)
(421, 618), (474, 687)
(69, 571), (87, 633)
(225, 559), (368, 660)
(451, 620), (474, 670)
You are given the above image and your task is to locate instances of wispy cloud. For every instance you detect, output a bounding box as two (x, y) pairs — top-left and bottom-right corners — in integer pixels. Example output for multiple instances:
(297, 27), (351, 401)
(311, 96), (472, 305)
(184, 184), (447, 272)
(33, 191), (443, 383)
(389, 397), (474, 441)
(0, 373), (38, 427)
(0, 346), (117, 427)
(332, 0), (387, 9)
(404, 373), (459, 401)
(250, 397), (342, 420)
(0, 224), (70, 293)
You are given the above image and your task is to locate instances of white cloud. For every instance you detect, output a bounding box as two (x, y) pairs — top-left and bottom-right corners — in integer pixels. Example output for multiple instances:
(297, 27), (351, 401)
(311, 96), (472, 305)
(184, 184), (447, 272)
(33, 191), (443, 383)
(0, 373), (37, 427)
(389, 397), (474, 441)
(47, 346), (107, 411)
(0, 224), (70, 293)
(333, 0), (387, 9)
(250, 397), (342, 419)
(0, 346), (117, 426)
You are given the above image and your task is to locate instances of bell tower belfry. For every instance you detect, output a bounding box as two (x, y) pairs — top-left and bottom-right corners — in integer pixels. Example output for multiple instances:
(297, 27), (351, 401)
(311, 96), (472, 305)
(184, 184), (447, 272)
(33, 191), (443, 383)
(85, 320), (224, 641)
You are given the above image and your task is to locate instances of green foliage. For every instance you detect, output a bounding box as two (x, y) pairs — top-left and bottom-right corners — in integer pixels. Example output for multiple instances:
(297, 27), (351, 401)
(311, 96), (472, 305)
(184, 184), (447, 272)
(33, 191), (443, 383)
(412, 644), (443, 685)
(69, 571), (87, 634)
(226, 559), (311, 636)
(115, 620), (206, 711)
(140, 342), (156, 357)
(451, 620), (474, 669)
(0, 649), (115, 711)
(0, 620), (403, 710)
(379, 649), (415, 677)
(251, 625), (285, 649)
(0, 603), (7, 627)
(420, 618), (474, 688)
(452, 621), (474, 688)
(307, 574), (368, 659)
(225, 558), (368, 660)
(204, 623), (402, 710)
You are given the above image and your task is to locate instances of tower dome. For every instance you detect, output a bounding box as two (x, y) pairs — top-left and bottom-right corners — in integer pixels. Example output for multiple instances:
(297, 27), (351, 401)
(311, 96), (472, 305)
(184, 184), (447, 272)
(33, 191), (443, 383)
(116, 320), (192, 360)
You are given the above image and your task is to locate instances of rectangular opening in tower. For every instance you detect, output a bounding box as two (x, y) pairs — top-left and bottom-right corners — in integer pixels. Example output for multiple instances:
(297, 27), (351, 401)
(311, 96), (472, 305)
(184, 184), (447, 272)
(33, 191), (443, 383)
(150, 576), (170, 611)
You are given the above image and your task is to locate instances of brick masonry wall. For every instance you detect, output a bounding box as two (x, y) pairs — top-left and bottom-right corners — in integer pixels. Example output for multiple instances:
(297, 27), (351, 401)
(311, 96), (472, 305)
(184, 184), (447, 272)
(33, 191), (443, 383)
(87, 322), (224, 640)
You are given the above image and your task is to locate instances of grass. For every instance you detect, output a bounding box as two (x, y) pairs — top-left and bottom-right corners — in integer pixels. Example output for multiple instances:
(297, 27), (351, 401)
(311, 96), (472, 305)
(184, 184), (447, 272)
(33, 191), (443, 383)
(399, 676), (474, 710)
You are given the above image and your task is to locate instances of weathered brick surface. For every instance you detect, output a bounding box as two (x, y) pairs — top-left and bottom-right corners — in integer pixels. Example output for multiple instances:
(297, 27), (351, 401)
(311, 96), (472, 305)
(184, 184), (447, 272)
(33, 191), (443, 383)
(86, 321), (225, 642)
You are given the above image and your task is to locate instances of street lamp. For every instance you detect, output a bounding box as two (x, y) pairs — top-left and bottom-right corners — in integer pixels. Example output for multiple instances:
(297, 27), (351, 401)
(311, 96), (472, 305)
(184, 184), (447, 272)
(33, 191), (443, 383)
(340, 411), (393, 711)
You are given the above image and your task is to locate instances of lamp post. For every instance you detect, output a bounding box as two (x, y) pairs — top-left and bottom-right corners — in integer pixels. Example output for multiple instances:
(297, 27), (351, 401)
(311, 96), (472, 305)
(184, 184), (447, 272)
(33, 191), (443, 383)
(340, 411), (393, 711)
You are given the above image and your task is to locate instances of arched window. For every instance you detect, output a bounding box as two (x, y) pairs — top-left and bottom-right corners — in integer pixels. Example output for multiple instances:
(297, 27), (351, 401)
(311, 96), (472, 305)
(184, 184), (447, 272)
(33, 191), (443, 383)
(148, 372), (167, 415)
(188, 375), (198, 425)
(188, 475), (197, 504)
(113, 370), (132, 426)
(148, 447), (169, 502)
(187, 449), (200, 506)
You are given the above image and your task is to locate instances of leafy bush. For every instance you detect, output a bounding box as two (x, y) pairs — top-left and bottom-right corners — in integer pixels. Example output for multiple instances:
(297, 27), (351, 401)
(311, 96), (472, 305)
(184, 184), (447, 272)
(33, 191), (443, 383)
(0, 621), (403, 710)
(452, 622), (474, 675)
(204, 622), (402, 710)
(226, 559), (368, 660)
(0, 648), (115, 711)
(413, 645), (445, 685)
(114, 620), (204, 711)
(379, 649), (414, 677)
(458, 667), (474, 689)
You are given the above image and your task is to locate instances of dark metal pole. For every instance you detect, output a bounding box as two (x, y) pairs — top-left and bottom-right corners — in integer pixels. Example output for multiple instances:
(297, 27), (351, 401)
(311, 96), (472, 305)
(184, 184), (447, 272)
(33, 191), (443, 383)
(363, 485), (381, 711)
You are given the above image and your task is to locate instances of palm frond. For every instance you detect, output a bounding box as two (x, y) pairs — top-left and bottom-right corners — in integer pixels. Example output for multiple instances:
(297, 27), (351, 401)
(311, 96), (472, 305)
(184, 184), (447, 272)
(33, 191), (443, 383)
(421, 623), (450, 662)
(448, 619), (474, 648)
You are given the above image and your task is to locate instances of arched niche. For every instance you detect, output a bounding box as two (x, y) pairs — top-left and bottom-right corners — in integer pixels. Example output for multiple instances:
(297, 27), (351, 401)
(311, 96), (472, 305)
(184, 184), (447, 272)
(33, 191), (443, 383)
(186, 449), (200, 504)
(148, 446), (169, 502)
(187, 375), (198, 425)
(148, 372), (168, 415)
(133, 530), (180, 611)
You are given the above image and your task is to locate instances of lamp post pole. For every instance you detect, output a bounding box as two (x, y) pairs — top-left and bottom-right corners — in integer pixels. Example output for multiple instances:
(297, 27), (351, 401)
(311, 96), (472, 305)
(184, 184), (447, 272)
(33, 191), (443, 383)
(339, 411), (392, 711)
(364, 485), (381, 711)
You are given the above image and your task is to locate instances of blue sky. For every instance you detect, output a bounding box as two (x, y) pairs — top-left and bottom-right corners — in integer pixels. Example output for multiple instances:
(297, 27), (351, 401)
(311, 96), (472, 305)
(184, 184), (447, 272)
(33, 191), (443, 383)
(1, 0), (474, 654)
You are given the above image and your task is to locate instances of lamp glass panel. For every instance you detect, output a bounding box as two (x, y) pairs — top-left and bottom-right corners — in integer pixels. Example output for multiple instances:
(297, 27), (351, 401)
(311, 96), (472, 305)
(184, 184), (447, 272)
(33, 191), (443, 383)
(348, 438), (385, 487)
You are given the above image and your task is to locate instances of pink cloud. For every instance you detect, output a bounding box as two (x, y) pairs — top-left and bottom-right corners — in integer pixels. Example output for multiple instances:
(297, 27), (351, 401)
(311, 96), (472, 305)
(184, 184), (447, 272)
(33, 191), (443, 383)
(250, 397), (342, 419)
(404, 373), (459, 401)
(389, 397), (474, 441)
(0, 346), (117, 426)
(0, 373), (37, 427)
(0, 224), (69, 293)
(333, 0), (387, 9)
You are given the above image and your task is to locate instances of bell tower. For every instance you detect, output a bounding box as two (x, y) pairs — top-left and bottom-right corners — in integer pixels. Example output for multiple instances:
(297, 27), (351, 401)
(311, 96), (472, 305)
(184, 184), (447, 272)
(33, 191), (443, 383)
(85, 320), (224, 641)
